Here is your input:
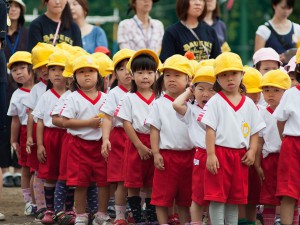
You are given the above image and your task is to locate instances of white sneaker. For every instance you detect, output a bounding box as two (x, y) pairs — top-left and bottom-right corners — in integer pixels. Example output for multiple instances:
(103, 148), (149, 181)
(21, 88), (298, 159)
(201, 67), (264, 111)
(0, 212), (5, 221)
(24, 202), (37, 216)
(75, 214), (89, 225)
(92, 213), (113, 225)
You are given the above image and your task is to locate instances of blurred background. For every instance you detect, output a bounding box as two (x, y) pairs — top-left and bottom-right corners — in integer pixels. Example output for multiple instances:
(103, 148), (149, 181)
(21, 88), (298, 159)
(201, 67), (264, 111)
(23, 0), (300, 64)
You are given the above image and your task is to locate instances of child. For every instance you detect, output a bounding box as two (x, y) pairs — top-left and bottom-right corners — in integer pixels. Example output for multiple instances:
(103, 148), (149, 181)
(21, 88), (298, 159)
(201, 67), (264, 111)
(61, 54), (110, 225)
(23, 42), (55, 220)
(146, 54), (194, 224)
(198, 52), (265, 225)
(114, 49), (158, 225)
(285, 56), (299, 87)
(101, 48), (135, 224)
(172, 64), (216, 224)
(273, 48), (300, 225)
(239, 66), (263, 225)
(254, 69), (291, 225)
(32, 49), (68, 224)
(7, 51), (35, 215)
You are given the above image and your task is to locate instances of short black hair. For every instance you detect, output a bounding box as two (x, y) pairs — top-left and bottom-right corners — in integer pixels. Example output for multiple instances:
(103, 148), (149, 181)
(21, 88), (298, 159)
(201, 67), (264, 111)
(176, 0), (207, 22)
(271, 0), (295, 8)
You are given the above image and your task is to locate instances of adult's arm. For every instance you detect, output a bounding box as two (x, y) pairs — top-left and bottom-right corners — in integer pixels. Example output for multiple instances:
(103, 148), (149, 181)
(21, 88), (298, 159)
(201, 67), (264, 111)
(159, 28), (178, 62)
(95, 26), (108, 48)
(27, 18), (43, 52)
(117, 20), (131, 49)
(254, 25), (269, 52)
(208, 27), (221, 59)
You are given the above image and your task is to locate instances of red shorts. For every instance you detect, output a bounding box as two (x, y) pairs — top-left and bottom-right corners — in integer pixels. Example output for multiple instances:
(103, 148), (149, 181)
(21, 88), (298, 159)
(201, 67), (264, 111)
(260, 153), (280, 206)
(107, 127), (128, 182)
(38, 127), (66, 180)
(66, 135), (108, 187)
(151, 149), (195, 207)
(192, 148), (208, 206)
(18, 125), (29, 167)
(204, 146), (248, 204)
(248, 165), (261, 205)
(58, 133), (72, 181)
(27, 123), (39, 171)
(124, 133), (154, 188)
(276, 136), (300, 200)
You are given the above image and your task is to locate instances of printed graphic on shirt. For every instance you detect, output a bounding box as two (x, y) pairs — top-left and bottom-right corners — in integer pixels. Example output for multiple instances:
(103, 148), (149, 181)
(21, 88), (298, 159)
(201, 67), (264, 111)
(183, 40), (212, 61)
(43, 34), (74, 46)
(242, 121), (250, 138)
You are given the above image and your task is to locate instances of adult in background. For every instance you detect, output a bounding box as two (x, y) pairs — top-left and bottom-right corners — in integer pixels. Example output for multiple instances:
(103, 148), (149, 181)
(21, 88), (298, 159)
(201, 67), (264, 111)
(117, 0), (164, 54)
(69, 0), (108, 54)
(27, 0), (82, 52)
(160, 0), (221, 62)
(204, 0), (229, 52)
(1, 0), (28, 188)
(254, 0), (300, 64)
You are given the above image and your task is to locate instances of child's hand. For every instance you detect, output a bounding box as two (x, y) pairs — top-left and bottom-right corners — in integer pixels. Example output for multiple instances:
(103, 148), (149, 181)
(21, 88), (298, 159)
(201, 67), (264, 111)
(154, 152), (164, 170)
(89, 116), (101, 128)
(186, 87), (194, 98)
(12, 142), (20, 158)
(255, 166), (265, 185)
(101, 139), (111, 160)
(206, 154), (219, 175)
(241, 150), (255, 166)
(37, 145), (46, 163)
(26, 137), (34, 154)
(137, 144), (152, 160)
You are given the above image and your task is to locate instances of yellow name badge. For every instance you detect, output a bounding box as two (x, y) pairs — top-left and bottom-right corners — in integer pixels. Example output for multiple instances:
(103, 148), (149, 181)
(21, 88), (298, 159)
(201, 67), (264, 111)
(242, 122), (250, 138)
(98, 113), (105, 128)
(7, 15), (11, 27)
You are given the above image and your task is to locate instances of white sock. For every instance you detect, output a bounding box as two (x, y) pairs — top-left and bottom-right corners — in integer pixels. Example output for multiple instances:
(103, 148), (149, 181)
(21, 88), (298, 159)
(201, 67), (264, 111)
(224, 204), (238, 225)
(209, 201), (225, 225)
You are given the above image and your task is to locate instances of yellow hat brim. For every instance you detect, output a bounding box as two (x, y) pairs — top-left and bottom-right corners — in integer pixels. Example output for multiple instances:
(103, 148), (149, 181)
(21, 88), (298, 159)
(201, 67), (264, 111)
(47, 62), (66, 67)
(215, 67), (243, 77)
(127, 49), (159, 72)
(159, 66), (192, 77)
(33, 60), (48, 70)
(246, 88), (262, 93)
(7, 59), (31, 70)
(62, 71), (73, 78)
(260, 83), (289, 90)
(192, 75), (215, 84)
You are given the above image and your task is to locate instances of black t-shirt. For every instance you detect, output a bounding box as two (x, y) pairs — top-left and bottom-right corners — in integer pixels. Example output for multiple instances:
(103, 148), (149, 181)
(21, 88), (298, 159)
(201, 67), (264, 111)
(0, 0), (7, 41)
(160, 21), (221, 62)
(27, 14), (82, 52)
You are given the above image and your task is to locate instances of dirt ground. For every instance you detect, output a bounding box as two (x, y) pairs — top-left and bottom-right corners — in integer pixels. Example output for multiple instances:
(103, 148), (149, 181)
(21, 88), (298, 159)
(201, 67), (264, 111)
(0, 187), (38, 225)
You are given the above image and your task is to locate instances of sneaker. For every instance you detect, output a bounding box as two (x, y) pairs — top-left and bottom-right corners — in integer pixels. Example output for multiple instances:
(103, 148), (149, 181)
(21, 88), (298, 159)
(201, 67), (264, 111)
(274, 218), (280, 225)
(66, 210), (76, 225)
(0, 212), (5, 221)
(168, 214), (180, 225)
(35, 207), (47, 222)
(13, 174), (21, 187)
(147, 221), (159, 225)
(108, 198), (116, 218)
(3, 174), (14, 187)
(41, 210), (55, 224)
(75, 214), (89, 225)
(24, 202), (37, 216)
(114, 219), (127, 225)
(202, 214), (209, 225)
(54, 211), (73, 225)
(92, 213), (113, 225)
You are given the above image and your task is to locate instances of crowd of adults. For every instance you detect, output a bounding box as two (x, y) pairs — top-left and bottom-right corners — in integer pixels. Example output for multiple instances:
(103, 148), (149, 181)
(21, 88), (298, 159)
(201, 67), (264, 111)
(0, 0), (299, 221)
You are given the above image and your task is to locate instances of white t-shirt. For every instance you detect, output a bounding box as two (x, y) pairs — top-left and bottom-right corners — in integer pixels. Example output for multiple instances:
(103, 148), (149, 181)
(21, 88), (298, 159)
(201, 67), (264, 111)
(273, 86), (300, 136)
(61, 90), (107, 141)
(51, 90), (72, 116)
(176, 102), (206, 149)
(100, 86), (128, 128)
(7, 88), (31, 125)
(23, 81), (47, 110)
(146, 95), (194, 150)
(198, 92), (266, 149)
(32, 89), (63, 128)
(115, 92), (155, 134)
(259, 107), (281, 158)
(256, 20), (300, 42)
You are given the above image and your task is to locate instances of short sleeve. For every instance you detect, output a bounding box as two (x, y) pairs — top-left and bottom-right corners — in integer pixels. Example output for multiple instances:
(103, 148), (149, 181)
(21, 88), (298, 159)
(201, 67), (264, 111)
(159, 29), (177, 63)
(114, 95), (132, 122)
(23, 86), (38, 109)
(249, 104), (266, 135)
(146, 101), (161, 130)
(198, 98), (218, 131)
(273, 91), (289, 122)
(176, 103), (193, 126)
(117, 20), (130, 49)
(32, 96), (45, 120)
(71, 23), (83, 47)
(293, 23), (300, 39)
(256, 24), (271, 41)
(51, 97), (65, 116)
(27, 18), (43, 52)
(100, 92), (118, 116)
(60, 95), (76, 119)
(7, 95), (18, 116)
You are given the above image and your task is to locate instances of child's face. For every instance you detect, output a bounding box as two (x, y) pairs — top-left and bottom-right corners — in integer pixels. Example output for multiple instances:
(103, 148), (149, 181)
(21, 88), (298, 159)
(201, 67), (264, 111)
(259, 60), (279, 75)
(262, 86), (285, 109)
(133, 70), (156, 91)
(116, 60), (131, 87)
(11, 63), (32, 84)
(164, 69), (189, 96)
(217, 70), (243, 94)
(35, 65), (49, 80)
(75, 67), (98, 90)
(288, 72), (299, 87)
(48, 66), (66, 88)
(193, 82), (215, 108)
(246, 92), (261, 105)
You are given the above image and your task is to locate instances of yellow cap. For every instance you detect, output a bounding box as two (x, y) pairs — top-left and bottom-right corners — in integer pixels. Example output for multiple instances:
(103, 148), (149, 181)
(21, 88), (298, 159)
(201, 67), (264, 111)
(63, 49), (88, 78)
(7, 51), (32, 70)
(47, 50), (68, 67)
(214, 52), (243, 76)
(260, 69), (291, 90)
(199, 59), (215, 67)
(159, 54), (193, 77)
(189, 60), (199, 77)
(126, 49), (159, 72)
(55, 42), (75, 52)
(32, 42), (56, 69)
(192, 66), (215, 84)
(113, 49), (136, 70)
(92, 53), (114, 77)
(296, 47), (300, 64)
(73, 54), (100, 74)
(242, 67), (263, 93)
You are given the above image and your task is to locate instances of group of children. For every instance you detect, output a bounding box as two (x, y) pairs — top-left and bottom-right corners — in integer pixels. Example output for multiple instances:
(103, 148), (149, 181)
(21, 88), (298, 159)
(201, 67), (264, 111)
(6, 41), (300, 225)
